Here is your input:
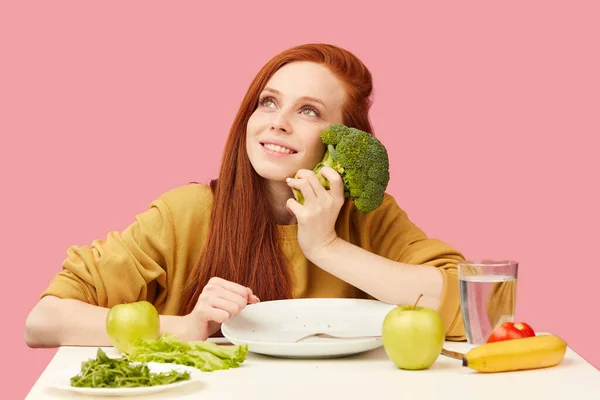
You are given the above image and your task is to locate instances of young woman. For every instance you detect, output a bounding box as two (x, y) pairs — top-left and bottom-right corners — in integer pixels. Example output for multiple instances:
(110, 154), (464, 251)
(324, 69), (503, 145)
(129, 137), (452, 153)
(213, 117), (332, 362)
(25, 43), (467, 348)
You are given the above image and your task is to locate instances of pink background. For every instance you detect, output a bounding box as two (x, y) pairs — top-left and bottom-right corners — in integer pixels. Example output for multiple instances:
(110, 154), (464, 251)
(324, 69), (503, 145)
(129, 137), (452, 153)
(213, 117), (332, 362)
(2, 1), (599, 397)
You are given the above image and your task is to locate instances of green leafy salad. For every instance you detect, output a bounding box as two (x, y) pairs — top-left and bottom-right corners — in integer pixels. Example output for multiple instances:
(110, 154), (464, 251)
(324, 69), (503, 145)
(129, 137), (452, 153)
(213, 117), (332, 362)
(70, 348), (190, 388)
(126, 333), (249, 372)
(70, 334), (248, 388)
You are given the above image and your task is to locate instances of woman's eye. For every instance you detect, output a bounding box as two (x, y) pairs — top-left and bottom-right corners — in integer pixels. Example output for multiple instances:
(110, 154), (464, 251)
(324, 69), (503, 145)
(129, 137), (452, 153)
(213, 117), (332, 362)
(301, 106), (319, 117)
(259, 96), (276, 108)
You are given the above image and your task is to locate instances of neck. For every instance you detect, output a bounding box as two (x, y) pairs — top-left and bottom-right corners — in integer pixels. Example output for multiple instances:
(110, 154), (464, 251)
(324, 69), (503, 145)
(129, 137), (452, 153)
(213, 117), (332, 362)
(266, 180), (297, 225)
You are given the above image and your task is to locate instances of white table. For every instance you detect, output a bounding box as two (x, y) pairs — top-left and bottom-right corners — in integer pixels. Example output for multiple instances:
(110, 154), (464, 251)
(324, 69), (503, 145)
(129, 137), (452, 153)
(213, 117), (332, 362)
(26, 338), (600, 400)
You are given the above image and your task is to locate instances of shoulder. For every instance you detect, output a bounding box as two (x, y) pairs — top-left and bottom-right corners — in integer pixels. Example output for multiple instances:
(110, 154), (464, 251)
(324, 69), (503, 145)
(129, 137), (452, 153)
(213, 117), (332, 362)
(339, 192), (407, 224)
(377, 192), (404, 213)
(336, 191), (419, 244)
(151, 183), (214, 222)
(157, 183), (213, 207)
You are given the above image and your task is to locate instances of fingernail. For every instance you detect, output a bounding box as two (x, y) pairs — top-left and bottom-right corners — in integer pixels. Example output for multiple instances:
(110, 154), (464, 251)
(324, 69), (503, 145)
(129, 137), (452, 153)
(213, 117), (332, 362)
(288, 208), (295, 216)
(285, 177), (291, 183)
(254, 295), (260, 302)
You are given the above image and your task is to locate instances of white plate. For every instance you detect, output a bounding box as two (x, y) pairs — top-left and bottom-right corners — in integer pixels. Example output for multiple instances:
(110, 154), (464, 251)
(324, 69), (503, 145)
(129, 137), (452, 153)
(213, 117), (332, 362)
(221, 298), (396, 358)
(48, 362), (201, 397)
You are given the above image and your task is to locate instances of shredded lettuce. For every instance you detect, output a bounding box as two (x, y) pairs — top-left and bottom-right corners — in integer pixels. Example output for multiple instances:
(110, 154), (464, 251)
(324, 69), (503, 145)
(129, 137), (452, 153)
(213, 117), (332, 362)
(125, 333), (248, 372)
(70, 348), (190, 388)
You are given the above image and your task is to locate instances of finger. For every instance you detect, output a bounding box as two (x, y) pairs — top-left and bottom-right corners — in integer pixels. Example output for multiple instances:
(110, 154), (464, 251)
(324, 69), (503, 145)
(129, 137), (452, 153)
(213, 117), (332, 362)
(208, 296), (242, 318)
(286, 197), (303, 218)
(199, 306), (230, 324)
(319, 166), (345, 202)
(296, 169), (328, 198)
(215, 287), (248, 310)
(208, 277), (257, 305)
(248, 291), (259, 304)
(286, 177), (316, 203)
(210, 277), (253, 299)
(241, 287), (257, 304)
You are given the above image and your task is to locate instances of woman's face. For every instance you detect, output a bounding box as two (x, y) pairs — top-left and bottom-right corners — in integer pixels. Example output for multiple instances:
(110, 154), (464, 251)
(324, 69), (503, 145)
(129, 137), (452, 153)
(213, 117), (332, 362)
(246, 61), (346, 182)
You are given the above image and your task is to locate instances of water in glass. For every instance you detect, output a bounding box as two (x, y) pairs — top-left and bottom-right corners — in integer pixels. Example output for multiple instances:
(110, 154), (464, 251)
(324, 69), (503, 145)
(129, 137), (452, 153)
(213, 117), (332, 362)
(458, 260), (518, 344)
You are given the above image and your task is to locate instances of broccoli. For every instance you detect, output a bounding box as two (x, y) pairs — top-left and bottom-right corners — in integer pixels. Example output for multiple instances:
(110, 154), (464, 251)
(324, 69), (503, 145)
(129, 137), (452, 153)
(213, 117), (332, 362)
(292, 124), (390, 214)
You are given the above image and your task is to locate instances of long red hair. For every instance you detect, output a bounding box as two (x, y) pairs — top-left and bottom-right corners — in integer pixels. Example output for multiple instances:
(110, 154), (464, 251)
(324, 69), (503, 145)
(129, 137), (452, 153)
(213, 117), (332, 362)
(180, 43), (375, 315)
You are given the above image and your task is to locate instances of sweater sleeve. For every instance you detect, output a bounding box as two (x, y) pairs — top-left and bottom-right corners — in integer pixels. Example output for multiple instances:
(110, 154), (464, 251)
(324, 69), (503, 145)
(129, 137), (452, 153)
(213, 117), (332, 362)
(40, 196), (175, 309)
(364, 194), (467, 341)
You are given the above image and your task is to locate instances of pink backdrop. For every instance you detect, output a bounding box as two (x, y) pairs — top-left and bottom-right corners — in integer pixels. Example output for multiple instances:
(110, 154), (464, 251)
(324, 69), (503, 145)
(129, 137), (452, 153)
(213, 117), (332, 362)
(2, 1), (599, 397)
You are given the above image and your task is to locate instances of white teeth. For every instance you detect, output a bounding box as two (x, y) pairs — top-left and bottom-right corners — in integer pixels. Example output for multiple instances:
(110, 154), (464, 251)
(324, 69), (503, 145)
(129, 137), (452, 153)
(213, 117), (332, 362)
(264, 143), (293, 154)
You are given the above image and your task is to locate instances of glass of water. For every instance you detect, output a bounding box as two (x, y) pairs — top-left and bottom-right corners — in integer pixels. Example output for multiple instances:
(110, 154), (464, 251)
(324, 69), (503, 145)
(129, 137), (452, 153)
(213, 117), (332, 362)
(458, 260), (518, 344)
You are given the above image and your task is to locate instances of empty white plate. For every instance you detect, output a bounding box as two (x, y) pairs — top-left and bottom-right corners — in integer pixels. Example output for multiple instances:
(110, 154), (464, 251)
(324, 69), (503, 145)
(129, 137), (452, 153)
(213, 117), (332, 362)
(221, 298), (396, 358)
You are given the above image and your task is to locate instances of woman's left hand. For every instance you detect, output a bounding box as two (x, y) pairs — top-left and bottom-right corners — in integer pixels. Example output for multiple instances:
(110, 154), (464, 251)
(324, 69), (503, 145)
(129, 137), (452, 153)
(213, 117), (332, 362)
(286, 166), (345, 261)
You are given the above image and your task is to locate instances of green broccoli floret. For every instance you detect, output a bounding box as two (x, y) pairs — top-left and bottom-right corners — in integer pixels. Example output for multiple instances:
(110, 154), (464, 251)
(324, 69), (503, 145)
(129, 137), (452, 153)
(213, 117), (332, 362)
(292, 124), (390, 213)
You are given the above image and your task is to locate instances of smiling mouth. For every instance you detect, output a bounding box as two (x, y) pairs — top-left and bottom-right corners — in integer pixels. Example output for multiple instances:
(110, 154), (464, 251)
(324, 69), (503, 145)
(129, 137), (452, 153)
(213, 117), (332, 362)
(261, 143), (297, 154)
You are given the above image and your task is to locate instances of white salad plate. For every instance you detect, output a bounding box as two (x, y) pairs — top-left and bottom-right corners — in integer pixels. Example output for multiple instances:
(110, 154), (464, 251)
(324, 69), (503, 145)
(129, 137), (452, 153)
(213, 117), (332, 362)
(221, 298), (396, 358)
(47, 362), (201, 397)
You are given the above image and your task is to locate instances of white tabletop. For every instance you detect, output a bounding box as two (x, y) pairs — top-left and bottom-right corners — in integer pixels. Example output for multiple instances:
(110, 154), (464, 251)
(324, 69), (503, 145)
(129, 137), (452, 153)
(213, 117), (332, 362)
(26, 338), (600, 400)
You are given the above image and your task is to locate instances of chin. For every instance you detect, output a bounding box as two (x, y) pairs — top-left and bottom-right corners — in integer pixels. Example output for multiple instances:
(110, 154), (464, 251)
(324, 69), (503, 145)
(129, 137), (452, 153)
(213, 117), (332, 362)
(253, 164), (295, 181)
(248, 149), (301, 181)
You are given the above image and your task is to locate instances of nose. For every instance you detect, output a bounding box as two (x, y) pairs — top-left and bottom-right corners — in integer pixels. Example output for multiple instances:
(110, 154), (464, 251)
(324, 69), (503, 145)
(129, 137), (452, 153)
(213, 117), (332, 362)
(270, 113), (292, 134)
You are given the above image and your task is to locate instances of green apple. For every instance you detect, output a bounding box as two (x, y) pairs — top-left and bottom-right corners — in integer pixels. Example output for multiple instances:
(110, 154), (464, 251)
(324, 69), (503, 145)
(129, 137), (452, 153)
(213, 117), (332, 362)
(106, 301), (160, 353)
(382, 294), (445, 370)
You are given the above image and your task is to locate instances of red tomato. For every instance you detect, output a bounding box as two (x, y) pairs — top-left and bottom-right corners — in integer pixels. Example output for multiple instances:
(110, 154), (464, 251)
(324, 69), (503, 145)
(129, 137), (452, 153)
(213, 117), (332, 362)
(486, 322), (536, 343)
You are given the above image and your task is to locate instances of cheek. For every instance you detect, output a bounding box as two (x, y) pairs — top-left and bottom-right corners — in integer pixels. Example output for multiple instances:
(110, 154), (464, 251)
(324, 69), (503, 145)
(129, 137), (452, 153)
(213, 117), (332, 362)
(246, 113), (259, 137)
(246, 114), (260, 156)
(306, 136), (326, 164)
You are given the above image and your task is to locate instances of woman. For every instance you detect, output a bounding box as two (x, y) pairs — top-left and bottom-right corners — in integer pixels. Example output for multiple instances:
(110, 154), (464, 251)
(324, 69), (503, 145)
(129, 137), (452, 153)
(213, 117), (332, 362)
(25, 43), (467, 348)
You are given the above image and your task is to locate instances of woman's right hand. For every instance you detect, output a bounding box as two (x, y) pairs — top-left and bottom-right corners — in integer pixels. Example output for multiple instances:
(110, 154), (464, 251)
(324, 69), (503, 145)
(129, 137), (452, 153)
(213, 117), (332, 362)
(183, 277), (259, 340)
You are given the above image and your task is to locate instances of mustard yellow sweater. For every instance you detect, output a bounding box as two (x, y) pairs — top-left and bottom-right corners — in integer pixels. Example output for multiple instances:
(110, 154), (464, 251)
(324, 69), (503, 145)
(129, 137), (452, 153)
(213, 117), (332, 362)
(41, 184), (467, 340)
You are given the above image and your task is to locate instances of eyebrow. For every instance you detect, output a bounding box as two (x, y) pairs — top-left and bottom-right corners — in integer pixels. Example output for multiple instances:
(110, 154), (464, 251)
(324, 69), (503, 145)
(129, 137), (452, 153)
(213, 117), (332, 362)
(263, 87), (327, 110)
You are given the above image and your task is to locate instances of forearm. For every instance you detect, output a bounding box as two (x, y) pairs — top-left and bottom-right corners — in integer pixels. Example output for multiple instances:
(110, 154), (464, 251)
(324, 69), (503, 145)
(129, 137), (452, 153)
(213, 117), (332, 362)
(24, 296), (191, 348)
(308, 238), (445, 310)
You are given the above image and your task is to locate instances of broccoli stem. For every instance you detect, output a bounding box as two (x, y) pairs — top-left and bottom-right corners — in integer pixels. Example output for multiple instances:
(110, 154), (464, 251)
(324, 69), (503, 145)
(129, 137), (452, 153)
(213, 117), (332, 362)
(313, 145), (338, 188)
(292, 145), (339, 204)
(322, 145), (336, 167)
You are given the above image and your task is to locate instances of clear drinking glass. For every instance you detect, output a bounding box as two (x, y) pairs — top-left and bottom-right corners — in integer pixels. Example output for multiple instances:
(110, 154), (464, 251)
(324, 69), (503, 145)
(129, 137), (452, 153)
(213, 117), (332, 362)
(458, 260), (518, 344)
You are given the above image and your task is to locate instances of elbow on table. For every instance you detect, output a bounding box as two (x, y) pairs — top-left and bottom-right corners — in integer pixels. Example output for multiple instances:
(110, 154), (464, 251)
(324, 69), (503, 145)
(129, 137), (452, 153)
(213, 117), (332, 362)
(24, 296), (61, 348)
